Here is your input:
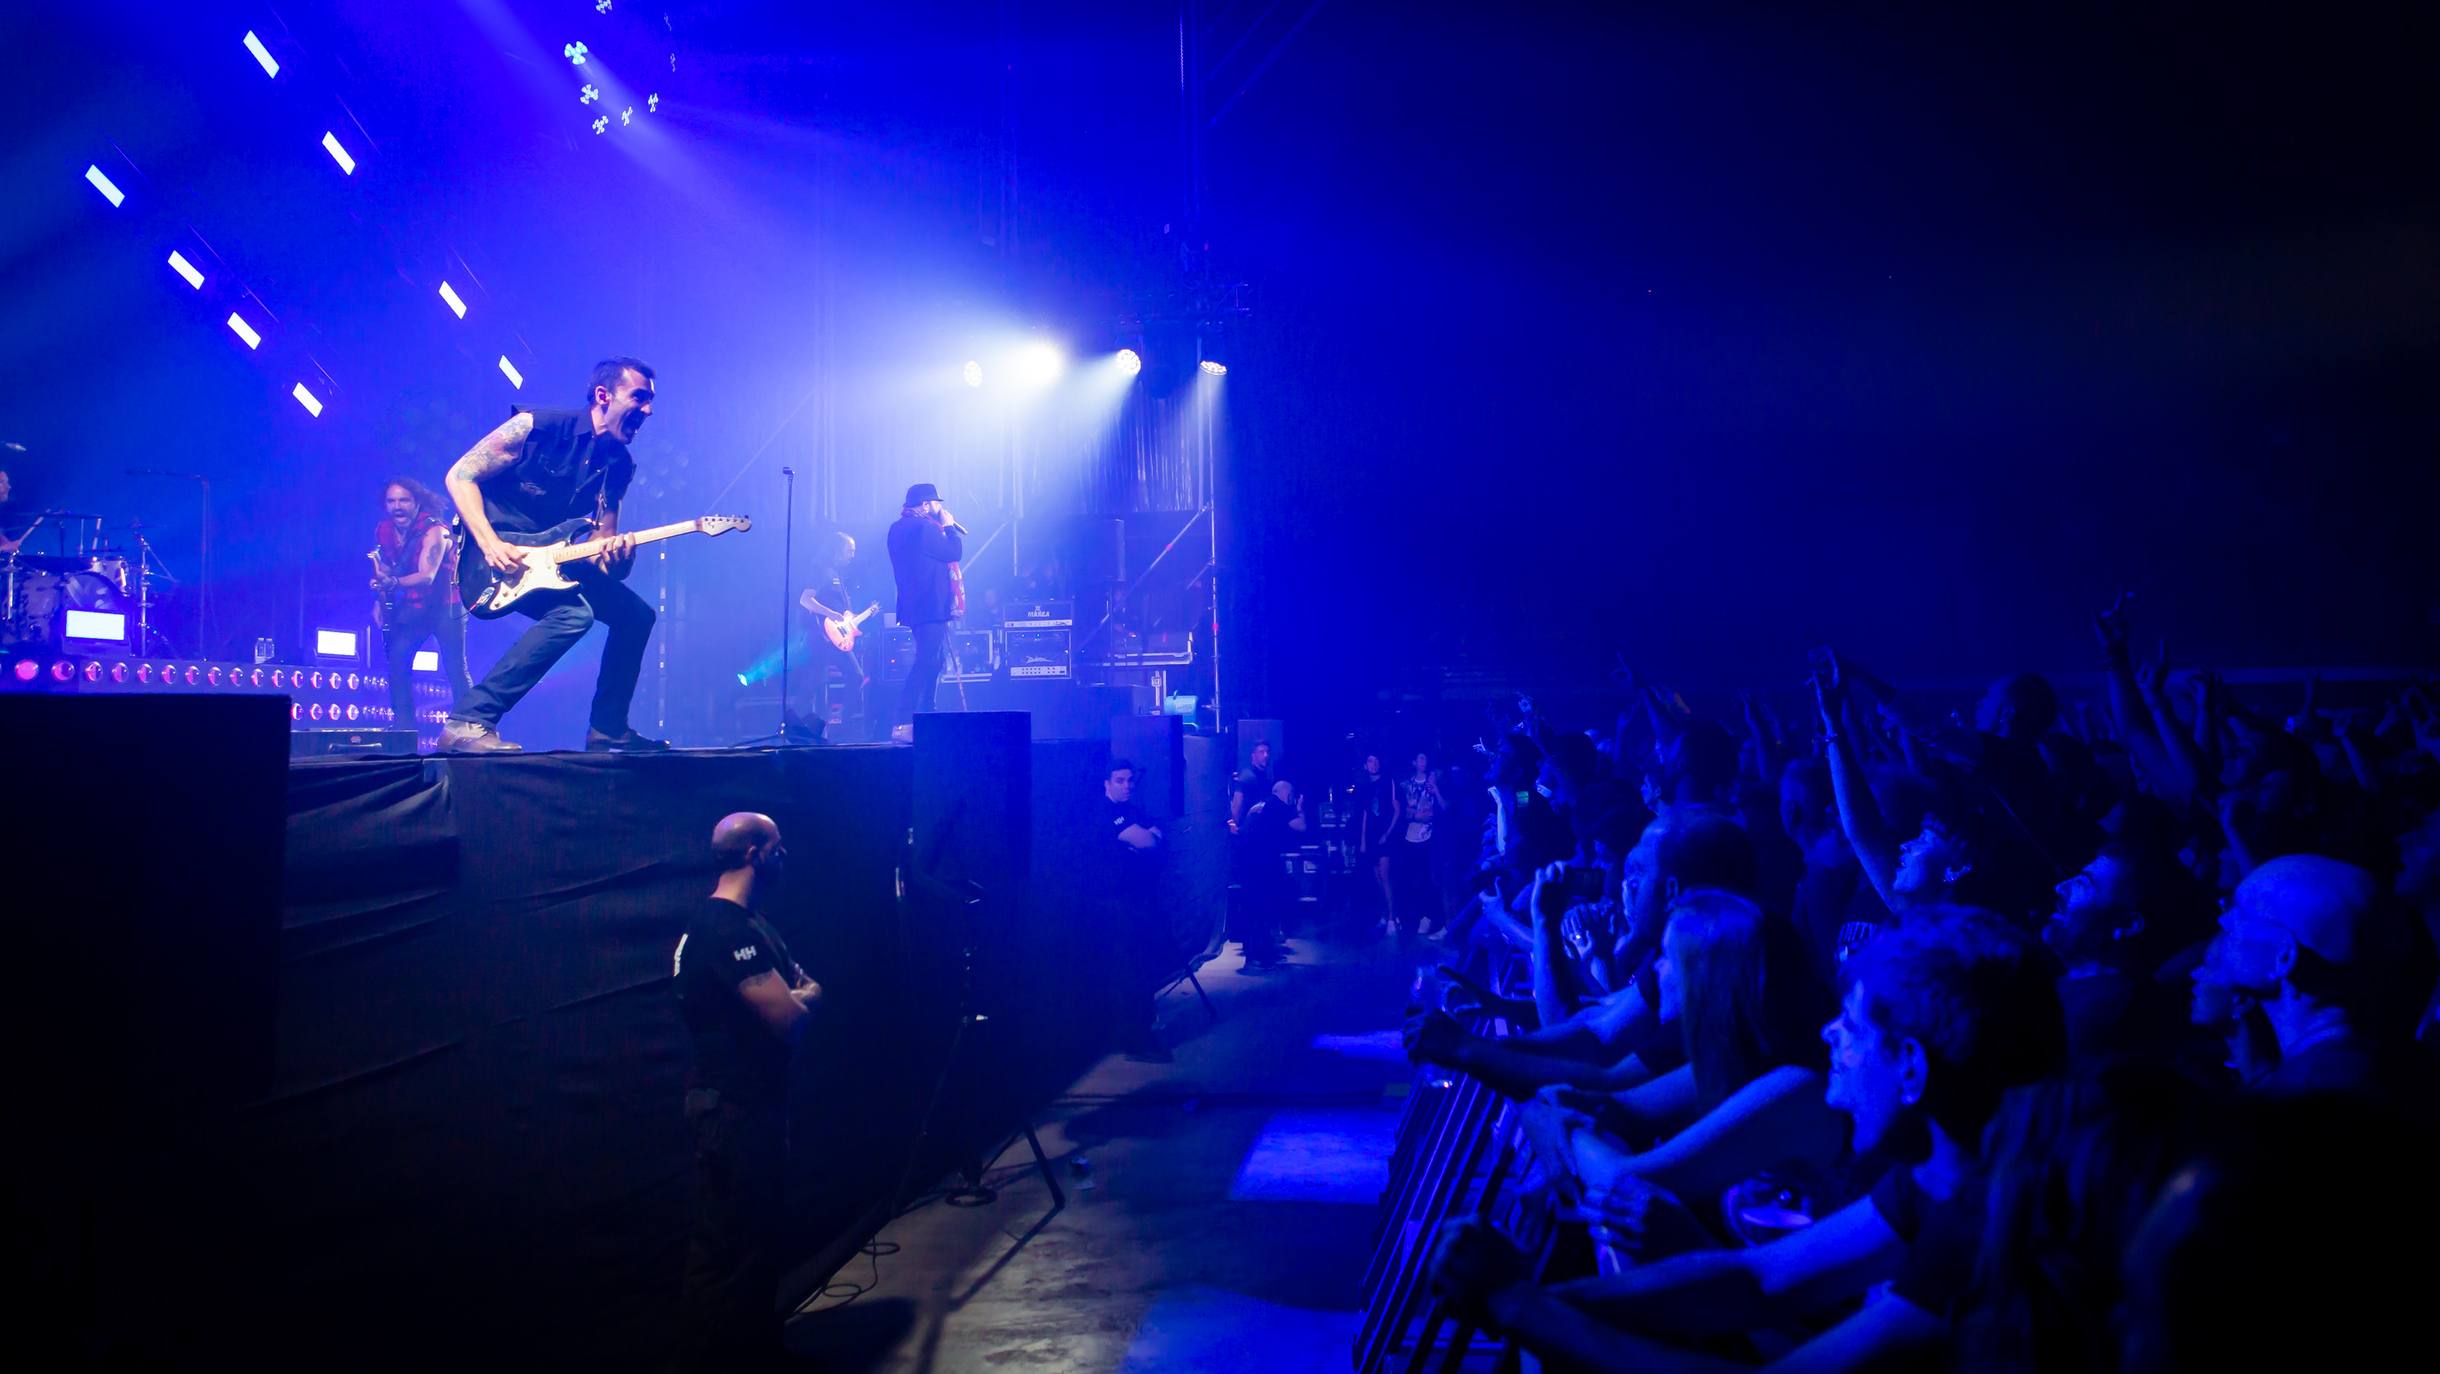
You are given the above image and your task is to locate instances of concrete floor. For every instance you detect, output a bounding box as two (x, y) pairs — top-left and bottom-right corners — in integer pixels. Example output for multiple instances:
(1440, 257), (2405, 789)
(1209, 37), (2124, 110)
(786, 931), (1421, 1373)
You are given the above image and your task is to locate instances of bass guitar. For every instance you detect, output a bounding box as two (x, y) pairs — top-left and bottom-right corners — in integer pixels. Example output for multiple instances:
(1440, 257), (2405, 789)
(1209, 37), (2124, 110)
(457, 514), (751, 619)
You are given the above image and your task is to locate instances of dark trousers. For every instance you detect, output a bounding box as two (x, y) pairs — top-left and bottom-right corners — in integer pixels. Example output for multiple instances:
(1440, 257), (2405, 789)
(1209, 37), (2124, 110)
(382, 607), (471, 729)
(679, 1090), (786, 1374)
(899, 619), (949, 723)
(451, 572), (655, 735)
(808, 636), (866, 737)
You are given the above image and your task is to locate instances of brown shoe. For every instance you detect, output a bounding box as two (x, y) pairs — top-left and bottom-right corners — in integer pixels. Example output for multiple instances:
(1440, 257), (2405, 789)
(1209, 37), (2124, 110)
(440, 718), (523, 754)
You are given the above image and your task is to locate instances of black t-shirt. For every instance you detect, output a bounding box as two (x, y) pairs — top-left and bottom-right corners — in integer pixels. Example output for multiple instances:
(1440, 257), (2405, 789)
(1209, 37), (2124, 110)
(483, 407), (635, 536)
(1871, 1164), (1988, 1319)
(673, 898), (797, 1103)
(1105, 796), (1153, 851)
(806, 561), (855, 619)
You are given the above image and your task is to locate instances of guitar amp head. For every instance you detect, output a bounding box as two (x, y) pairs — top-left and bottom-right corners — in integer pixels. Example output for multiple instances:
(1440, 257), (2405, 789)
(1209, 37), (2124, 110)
(1002, 628), (1073, 680)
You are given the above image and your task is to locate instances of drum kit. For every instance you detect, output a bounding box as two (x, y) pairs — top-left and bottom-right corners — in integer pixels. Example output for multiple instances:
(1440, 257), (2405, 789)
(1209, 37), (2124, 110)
(1, 511), (169, 654)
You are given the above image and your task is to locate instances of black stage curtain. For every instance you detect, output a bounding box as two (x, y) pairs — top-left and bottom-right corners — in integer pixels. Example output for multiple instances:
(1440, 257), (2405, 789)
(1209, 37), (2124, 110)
(68, 732), (1220, 1370)
(110, 747), (955, 1369)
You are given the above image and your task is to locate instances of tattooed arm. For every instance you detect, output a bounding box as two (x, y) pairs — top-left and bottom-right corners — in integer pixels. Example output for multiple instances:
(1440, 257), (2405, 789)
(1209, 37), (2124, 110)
(445, 411), (533, 576)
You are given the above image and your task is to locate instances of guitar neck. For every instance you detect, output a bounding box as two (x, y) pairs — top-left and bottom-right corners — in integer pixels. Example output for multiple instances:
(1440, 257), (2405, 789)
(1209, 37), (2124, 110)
(550, 519), (705, 564)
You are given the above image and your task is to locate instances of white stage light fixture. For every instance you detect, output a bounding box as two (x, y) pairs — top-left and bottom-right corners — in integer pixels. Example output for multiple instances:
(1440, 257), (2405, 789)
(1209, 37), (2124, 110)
(1019, 341), (1065, 388)
(315, 629), (359, 659)
(962, 360), (983, 388)
(413, 650), (440, 672)
(1199, 359), (1228, 376)
(1115, 349), (1142, 377)
(85, 165), (125, 207)
(322, 132), (357, 175)
(227, 313), (262, 349)
(167, 251), (204, 289)
(292, 383), (324, 417)
(438, 282), (467, 318)
(498, 357), (524, 388)
(243, 31), (279, 78)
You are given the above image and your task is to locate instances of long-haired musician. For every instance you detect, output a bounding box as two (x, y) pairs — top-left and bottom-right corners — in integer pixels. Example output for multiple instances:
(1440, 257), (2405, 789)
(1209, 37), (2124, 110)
(372, 476), (472, 737)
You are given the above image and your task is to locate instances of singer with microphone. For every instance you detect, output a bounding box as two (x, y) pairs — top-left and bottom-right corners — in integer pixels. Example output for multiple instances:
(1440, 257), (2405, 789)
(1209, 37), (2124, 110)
(885, 482), (964, 742)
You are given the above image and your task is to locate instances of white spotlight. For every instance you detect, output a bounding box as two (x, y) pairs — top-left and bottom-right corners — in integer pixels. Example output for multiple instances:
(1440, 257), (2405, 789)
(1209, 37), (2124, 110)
(85, 165), (125, 207)
(962, 360), (983, 388)
(226, 313), (262, 349)
(167, 251), (205, 289)
(292, 383), (324, 417)
(497, 356), (524, 389)
(1019, 341), (1065, 388)
(1199, 359), (1228, 376)
(243, 31), (280, 78)
(1115, 348), (1142, 377)
(321, 132), (356, 175)
(438, 282), (467, 318)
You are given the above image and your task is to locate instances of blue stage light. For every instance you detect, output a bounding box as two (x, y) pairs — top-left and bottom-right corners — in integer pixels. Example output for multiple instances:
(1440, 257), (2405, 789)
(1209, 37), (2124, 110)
(242, 31), (279, 78)
(1115, 348), (1142, 377)
(85, 165), (125, 207)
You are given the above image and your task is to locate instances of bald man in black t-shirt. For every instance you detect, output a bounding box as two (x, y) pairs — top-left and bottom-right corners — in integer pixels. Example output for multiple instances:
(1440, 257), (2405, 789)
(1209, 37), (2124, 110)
(673, 812), (821, 1372)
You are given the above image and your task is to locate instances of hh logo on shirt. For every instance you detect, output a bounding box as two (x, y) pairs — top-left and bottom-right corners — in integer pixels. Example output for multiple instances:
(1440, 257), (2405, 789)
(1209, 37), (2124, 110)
(732, 945), (759, 962)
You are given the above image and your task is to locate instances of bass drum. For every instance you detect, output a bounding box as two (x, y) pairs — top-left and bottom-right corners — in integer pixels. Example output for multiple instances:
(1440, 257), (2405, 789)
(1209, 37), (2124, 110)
(16, 569), (130, 645)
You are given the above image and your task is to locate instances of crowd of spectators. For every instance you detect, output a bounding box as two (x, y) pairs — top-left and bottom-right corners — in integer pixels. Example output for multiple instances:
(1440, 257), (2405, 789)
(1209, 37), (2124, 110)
(1392, 596), (2439, 1372)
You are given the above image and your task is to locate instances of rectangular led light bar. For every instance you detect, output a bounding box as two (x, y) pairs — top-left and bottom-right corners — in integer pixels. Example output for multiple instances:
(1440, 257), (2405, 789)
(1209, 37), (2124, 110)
(438, 281), (467, 318)
(167, 250), (205, 288)
(227, 313), (262, 348)
(292, 383), (324, 417)
(85, 164), (125, 207)
(243, 31), (280, 78)
(321, 132), (356, 175)
(498, 356), (524, 388)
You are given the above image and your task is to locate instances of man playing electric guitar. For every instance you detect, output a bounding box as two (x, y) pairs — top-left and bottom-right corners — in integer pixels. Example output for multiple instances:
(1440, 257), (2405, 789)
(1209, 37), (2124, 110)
(371, 476), (471, 739)
(438, 357), (667, 754)
(797, 530), (873, 741)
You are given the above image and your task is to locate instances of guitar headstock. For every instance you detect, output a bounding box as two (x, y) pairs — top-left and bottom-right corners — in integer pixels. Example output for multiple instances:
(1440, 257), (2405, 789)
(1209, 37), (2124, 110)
(699, 515), (752, 537)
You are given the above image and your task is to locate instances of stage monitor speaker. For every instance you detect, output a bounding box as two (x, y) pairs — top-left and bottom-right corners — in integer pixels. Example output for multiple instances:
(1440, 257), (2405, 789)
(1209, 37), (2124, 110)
(912, 710), (1032, 885)
(1111, 713), (1185, 818)
(0, 694), (283, 1117)
(1236, 718), (1285, 779)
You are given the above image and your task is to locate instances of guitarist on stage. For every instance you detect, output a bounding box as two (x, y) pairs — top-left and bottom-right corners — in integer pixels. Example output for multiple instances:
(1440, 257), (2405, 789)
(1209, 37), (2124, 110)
(885, 482), (963, 741)
(438, 357), (666, 754)
(371, 477), (471, 738)
(797, 530), (871, 740)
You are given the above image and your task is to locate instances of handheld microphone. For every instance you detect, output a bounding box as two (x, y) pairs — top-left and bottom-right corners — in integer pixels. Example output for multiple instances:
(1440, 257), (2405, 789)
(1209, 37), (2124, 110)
(946, 520), (969, 535)
(780, 466), (794, 476)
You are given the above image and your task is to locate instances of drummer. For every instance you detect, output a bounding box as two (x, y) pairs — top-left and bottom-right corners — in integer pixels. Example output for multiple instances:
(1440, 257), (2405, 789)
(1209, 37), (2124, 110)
(0, 465), (29, 554)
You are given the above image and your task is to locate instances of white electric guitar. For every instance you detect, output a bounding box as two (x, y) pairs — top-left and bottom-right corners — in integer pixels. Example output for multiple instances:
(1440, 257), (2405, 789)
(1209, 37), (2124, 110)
(459, 514), (751, 619)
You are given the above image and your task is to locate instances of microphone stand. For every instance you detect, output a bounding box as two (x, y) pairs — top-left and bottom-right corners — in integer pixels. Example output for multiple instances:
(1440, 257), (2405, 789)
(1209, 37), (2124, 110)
(737, 465), (818, 747)
(126, 470), (214, 658)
